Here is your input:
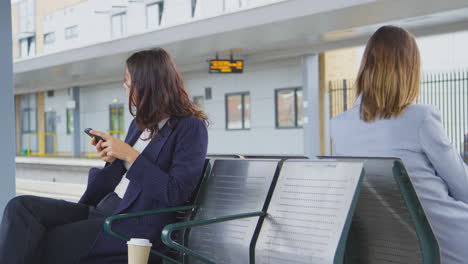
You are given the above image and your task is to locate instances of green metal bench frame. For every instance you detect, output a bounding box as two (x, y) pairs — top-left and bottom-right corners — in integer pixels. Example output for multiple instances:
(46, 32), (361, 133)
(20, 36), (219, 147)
(103, 158), (280, 264)
(392, 160), (440, 264)
(161, 211), (266, 264)
(103, 159), (211, 264)
(104, 205), (197, 263)
(104, 207), (266, 264)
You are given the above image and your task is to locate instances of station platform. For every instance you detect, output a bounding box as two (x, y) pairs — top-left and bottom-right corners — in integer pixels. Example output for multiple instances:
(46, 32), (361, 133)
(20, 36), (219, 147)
(15, 156), (105, 168)
(15, 156), (103, 202)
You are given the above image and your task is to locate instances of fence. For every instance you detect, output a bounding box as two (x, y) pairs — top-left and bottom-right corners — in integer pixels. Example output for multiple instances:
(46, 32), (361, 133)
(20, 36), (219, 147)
(329, 71), (468, 159)
(329, 79), (355, 119)
(420, 72), (468, 157)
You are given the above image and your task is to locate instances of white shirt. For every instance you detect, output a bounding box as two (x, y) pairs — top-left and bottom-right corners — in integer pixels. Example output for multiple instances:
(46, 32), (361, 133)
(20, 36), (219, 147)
(114, 118), (169, 198)
(331, 98), (468, 264)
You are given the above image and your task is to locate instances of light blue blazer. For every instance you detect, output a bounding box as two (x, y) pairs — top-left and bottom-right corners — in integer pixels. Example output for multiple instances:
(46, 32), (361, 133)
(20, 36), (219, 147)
(331, 96), (468, 264)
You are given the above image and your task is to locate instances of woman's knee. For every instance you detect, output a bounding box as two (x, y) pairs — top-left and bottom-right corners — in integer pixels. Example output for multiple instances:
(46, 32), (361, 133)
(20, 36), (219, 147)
(4, 195), (38, 213)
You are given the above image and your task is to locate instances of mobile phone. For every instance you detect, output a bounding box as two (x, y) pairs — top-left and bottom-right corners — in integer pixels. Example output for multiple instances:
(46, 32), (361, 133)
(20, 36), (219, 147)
(84, 128), (106, 143)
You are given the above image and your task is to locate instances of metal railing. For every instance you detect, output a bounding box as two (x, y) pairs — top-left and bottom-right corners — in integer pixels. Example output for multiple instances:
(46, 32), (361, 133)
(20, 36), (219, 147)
(420, 72), (468, 158)
(25, 132), (58, 157)
(329, 79), (356, 119)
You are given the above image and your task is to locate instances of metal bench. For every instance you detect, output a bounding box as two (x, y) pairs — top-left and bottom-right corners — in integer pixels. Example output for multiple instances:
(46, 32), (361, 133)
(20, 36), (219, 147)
(105, 156), (436, 264)
(319, 157), (440, 264)
(254, 160), (364, 264)
(161, 159), (281, 264)
(163, 159), (364, 264)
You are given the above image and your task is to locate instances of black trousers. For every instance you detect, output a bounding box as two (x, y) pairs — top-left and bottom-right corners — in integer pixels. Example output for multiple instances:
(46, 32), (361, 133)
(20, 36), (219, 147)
(0, 192), (121, 264)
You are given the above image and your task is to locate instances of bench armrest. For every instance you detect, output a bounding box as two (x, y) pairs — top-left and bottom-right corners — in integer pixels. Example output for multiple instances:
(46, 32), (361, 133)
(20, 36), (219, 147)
(161, 211), (266, 264)
(104, 205), (198, 264)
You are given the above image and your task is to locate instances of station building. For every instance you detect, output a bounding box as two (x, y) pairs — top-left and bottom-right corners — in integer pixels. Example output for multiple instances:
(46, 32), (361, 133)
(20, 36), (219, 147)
(10, 0), (468, 159)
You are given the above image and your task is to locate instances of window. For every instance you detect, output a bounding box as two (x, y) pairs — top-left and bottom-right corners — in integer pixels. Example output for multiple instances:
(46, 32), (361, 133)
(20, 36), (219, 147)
(17, 0), (34, 33)
(275, 87), (303, 128)
(191, 0), (197, 17)
(205, 87), (212, 100)
(44, 32), (55, 45)
(193, 96), (204, 110)
(111, 13), (126, 38)
(223, 0), (242, 11)
(226, 92), (250, 130)
(146, 2), (163, 28)
(19, 36), (35, 57)
(65, 26), (79, 40)
(20, 94), (37, 133)
(109, 104), (125, 139)
(66, 108), (74, 135)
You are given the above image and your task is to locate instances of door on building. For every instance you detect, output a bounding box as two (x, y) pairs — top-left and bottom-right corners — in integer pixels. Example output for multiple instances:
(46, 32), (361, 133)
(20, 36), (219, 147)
(45, 111), (56, 155)
(109, 104), (125, 140)
(20, 93), (38, 154)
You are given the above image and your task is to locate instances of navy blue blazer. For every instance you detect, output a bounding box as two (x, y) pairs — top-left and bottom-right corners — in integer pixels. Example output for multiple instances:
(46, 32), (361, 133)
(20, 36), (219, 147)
(78, 116), (208, 263)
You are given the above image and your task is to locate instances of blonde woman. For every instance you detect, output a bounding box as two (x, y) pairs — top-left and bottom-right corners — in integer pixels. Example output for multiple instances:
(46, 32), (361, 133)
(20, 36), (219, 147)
(331, 26), (468, 263)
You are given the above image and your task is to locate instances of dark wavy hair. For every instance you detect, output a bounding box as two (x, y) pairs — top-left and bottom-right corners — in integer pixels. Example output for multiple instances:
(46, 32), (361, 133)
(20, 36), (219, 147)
(126, 48), (208, 139)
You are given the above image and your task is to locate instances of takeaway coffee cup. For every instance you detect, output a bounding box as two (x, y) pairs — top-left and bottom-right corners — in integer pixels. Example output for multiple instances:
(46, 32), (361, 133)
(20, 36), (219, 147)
(127, 238), (152, 264)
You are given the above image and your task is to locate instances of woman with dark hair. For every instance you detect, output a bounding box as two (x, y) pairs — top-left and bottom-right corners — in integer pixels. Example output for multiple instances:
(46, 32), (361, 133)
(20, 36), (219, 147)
(0, 48), (209, 264)
(331, 26), (468, 263)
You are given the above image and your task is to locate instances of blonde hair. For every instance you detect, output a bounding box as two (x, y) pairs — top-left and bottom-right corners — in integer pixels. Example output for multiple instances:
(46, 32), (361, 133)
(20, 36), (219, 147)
(356, 25), (421, 122)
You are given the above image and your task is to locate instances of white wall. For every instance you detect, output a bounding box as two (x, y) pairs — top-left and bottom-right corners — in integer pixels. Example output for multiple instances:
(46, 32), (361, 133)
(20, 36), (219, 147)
(43, 0), (110, 54)
(194, 0), (224, 18)
(40, 0), (285, 55)
(79, 81), (132, 155)
(418, 31), (468, 73)
(64, 56), (306, 156)
(184, 56), (305, 155)
(43, 82), (132, 155)
(160, 0), (192, 26)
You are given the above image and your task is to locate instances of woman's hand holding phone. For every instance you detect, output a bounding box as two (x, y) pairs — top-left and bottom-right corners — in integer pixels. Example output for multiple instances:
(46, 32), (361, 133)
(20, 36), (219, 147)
(90, 130), (140, 165)
(96, 137), (117, 163)
(89, 135), (117, 163)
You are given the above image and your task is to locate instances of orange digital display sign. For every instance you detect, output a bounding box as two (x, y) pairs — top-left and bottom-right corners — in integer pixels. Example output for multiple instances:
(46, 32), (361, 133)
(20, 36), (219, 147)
(209, 60), (244, 73)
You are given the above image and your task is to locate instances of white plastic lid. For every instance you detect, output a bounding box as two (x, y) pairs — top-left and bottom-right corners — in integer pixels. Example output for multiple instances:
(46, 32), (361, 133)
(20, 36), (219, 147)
(127, 238), (152, 247)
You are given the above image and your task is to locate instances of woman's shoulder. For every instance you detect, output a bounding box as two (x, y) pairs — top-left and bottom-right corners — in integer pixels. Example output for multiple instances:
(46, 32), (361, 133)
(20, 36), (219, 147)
(171, 116), (208, 131)
(127, 116), (206, 131)
(175, 116), (206, 125)
(404, 104), (441, 122)
(331, 106), (360, 123)
(331, 104), (440, 130)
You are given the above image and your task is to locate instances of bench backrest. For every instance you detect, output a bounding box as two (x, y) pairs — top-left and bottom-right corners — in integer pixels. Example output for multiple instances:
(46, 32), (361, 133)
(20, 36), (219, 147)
(241, 155), (308, 160)
(168, 159), (211, 261)
(319, 157), (440, 264)
(255, 160), (364, 264)
(186, 159), (281, 264)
